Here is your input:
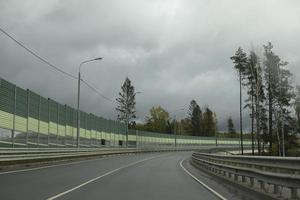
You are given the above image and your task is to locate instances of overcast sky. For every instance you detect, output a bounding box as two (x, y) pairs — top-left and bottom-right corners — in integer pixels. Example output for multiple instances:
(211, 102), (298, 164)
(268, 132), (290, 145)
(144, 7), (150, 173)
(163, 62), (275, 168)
(1, 0), (300, 131)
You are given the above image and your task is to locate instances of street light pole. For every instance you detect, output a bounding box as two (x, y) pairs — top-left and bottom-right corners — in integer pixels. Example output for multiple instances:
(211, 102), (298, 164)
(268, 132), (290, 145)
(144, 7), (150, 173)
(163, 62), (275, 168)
(77, 71), (81, 148)
(77, 57), (102, 148)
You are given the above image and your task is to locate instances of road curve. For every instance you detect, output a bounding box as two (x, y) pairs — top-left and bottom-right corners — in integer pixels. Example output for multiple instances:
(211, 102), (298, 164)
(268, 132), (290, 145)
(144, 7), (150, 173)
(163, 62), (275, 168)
(0, 152), (219, 200)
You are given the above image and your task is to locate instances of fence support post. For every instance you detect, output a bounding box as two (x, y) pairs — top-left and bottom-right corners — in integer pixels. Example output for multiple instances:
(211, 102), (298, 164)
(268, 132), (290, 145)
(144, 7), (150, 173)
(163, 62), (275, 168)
(12, 85), (16, 148)
(47, 98), (50, 147)
(26, 89), (30, 147)
(37, 95), (41, 146)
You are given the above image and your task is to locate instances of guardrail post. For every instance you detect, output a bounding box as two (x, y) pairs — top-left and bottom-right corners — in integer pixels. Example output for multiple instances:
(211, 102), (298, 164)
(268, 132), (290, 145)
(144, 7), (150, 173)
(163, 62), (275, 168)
(273, 185), (280, 195)
(290, 188), (298, 199)
(234, 174), (238, 181)
(259, 180), (265, 191)
(250, 177), (254, 187)
(242, 176), (246, 183)
(228, 173), (232, 179)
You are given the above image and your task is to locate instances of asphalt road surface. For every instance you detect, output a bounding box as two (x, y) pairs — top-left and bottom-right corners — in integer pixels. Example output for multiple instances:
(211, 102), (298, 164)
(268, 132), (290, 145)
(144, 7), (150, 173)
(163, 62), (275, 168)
(0, 152), (221, 200)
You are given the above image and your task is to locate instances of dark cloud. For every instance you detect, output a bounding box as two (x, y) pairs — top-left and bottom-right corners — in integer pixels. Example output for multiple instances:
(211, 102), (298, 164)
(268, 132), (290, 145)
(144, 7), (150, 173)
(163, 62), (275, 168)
(1, 0), (300, 131)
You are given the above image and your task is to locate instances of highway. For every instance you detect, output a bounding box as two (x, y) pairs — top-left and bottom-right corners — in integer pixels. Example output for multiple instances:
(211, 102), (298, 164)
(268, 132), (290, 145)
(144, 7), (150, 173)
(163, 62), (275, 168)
(0, 152), (220, 200)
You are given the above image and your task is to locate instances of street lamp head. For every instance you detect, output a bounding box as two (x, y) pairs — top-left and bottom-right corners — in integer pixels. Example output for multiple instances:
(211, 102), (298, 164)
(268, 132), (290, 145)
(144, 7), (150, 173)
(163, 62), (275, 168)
(79, 57), (103, 72)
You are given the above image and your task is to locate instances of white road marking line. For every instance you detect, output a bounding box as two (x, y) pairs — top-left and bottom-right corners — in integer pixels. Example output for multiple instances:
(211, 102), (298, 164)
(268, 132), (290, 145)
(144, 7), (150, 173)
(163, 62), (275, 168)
(46, 155), (163, 200)
(180, 159), (228, 200)
(0, 154), (130, 175)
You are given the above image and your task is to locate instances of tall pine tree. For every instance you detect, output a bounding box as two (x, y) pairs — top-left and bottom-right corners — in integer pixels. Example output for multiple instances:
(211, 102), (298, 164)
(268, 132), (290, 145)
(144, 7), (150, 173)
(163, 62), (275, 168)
(202, 107), (216, 137)
(116, 77), (136, 146)
(231, 47), (248, 155)
(188, 100), (203, 136)
(244, 51), (266, 155)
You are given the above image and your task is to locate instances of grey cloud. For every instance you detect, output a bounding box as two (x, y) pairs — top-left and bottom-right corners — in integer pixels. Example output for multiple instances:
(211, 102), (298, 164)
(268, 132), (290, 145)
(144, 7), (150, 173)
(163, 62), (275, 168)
(1, 0), (300, 131)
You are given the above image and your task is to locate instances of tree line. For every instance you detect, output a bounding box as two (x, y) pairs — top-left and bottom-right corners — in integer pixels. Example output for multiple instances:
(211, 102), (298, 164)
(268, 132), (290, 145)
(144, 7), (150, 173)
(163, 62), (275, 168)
(230, 42), (300, 156)
(114, 43), (300, 156)
(136, 100), (218, 137)
(180, 100), (218, 137)
(115, 78), (218, 137)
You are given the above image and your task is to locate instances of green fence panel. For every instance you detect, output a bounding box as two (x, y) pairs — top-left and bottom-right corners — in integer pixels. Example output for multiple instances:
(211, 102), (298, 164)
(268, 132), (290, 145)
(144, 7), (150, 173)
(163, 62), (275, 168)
(29, 91), (39, 119)
(15, 87), (27, 118)
(0, 79), (14, 114)
(49, 99), (58, 123)
(65, 105), (72, 126)
(58, 104), (65, 126)
(39, 97), (48, 122)
(80, 111), (86, 129)
(0, 77), (245, 148)
(72, 108), (77, 129)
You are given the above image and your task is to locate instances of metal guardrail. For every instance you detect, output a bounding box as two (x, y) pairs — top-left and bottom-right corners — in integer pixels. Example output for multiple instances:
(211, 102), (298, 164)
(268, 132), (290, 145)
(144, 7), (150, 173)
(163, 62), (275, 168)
(193, 153), (300, 175)
(0, 146), (208, 166)
(0, 148), (141, 166)
(0, 147), (131, 155)
(0, 146), (240, 167)
(191, 152), (300, 200)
